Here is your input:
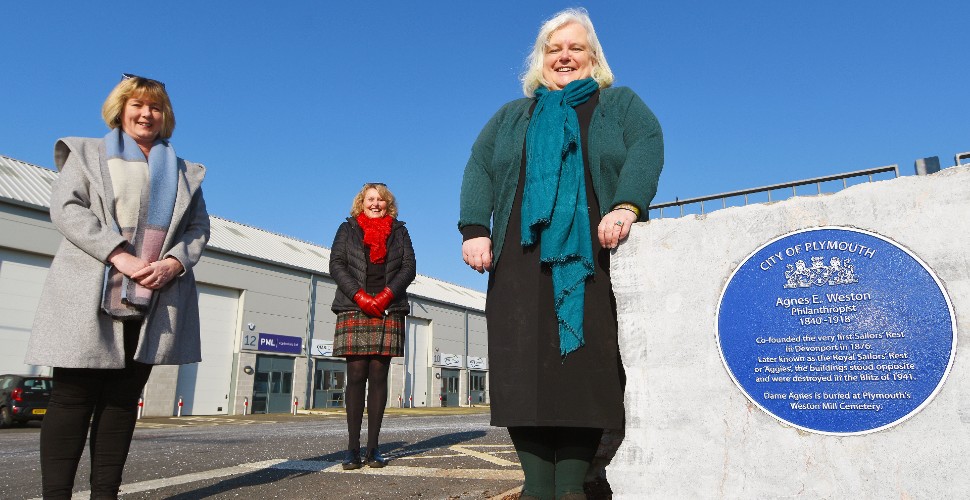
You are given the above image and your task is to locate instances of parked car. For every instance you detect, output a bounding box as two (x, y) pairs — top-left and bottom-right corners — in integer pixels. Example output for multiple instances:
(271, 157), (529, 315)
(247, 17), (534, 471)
(0, 374), (53, 428)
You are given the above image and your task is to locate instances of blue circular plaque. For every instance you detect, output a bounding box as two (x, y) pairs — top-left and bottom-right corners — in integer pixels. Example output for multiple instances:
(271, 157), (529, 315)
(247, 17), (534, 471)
(717, 227), (956, 435)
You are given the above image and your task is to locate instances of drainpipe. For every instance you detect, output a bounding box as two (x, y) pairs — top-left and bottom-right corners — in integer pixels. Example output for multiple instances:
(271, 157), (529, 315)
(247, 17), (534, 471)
(464, 309), (469, 407)
(305, 272), (317, 410)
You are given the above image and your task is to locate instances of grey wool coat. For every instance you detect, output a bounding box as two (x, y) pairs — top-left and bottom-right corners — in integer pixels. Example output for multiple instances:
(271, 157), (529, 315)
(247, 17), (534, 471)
(24, 137), (210, 369)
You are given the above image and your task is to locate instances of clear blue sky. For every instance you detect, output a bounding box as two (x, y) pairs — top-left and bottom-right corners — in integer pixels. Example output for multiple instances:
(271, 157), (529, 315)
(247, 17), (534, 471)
(2, 2), (967, 291)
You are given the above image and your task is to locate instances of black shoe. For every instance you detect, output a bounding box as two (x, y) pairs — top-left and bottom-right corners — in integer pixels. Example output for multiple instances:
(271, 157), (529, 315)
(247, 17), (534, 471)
(364, 447), (388, 468)
(342, 449), (363, 470)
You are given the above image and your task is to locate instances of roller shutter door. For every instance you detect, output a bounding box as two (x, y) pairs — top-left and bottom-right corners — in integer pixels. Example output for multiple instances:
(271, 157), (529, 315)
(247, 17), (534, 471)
(0, 249), (51, 376)
(404, 317), (431, 407)
(175, 283), (239, 415)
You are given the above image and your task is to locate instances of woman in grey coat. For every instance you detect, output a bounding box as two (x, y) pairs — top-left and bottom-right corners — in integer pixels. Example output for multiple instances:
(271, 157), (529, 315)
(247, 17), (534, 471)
(25, 74), (209, 499)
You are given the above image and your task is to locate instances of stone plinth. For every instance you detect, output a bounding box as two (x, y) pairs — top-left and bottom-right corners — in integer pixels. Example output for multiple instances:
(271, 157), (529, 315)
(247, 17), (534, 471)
(608, 166), (970, 498)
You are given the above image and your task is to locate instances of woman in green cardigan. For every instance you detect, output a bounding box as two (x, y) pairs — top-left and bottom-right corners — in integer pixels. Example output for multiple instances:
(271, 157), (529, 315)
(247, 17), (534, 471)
(458, 8), (663, 500)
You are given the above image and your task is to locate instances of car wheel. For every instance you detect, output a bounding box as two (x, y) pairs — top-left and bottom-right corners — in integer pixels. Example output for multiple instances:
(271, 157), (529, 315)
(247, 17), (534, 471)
(0, 406), (12, 429)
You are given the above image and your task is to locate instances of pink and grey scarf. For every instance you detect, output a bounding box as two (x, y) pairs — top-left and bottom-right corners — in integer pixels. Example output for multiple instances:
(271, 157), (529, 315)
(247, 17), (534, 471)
(100, 128), (178, 318)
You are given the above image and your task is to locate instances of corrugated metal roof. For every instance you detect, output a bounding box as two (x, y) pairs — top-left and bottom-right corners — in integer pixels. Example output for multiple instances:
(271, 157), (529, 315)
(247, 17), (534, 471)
(0, 154), (485, 311)
(0, 155), (57, 210)
(207, 216), (332, 274)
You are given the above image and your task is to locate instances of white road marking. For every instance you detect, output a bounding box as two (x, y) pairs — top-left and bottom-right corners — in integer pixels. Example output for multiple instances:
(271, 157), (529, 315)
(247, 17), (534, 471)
(327, 463), (523, 480)
(136, 417), (279, 429)
(33, 445), (522, 498)
(395, 453), (467, 460)
(450, 445), (518, 466)
(30, 459), (289, 500)
(390, 444), (517, 465)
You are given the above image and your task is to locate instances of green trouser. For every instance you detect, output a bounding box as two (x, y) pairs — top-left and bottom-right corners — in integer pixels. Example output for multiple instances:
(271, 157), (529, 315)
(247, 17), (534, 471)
(508, 426), (603, 500)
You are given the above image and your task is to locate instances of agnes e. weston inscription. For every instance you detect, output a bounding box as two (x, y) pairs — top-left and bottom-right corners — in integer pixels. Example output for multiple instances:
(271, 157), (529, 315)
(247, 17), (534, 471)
(717, 227), (956, 435)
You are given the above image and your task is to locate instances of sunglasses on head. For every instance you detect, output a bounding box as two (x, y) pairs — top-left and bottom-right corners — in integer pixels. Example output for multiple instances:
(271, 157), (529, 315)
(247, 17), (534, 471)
(121, 73), (166, 88)
(364, 182), (387, 187)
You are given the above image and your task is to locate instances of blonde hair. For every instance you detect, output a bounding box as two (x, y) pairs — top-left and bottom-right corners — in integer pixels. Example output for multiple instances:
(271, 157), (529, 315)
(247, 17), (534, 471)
(520, 8), (614, 97)
(350, 183), (399, 218)
(101, 76), (176, 139)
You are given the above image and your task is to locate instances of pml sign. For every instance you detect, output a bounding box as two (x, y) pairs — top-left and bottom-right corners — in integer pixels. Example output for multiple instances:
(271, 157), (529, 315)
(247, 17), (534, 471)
(258, 333), (302, 354)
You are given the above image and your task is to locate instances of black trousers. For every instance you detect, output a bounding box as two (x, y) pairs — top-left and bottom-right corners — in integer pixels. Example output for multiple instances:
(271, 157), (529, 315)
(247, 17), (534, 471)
(40, 321), (153, 499)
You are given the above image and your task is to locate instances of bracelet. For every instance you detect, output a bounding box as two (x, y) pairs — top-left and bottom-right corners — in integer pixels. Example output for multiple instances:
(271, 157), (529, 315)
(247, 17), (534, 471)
(612, 203), (640, 218)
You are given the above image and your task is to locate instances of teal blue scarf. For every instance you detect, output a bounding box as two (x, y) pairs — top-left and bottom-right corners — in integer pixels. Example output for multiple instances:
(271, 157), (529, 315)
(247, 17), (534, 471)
(521, 78), (599, 357)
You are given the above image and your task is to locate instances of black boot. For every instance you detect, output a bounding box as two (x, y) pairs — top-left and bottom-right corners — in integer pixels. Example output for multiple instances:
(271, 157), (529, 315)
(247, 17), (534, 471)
(342, 449), (363, 470)
(364, 447), (388, 468)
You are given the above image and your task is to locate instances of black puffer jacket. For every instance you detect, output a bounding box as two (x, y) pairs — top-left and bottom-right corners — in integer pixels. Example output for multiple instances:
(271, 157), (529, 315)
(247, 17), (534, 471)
(329, 217), (416, 313)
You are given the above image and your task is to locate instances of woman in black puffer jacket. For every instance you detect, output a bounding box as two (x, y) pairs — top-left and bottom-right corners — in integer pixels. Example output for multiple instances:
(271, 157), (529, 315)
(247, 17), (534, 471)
(329, 183), (416, 470)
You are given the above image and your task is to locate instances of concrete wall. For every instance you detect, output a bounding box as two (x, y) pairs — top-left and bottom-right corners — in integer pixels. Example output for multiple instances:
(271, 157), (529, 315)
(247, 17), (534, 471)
(235, 351), (257, 413)
(608, 166), (970, 498)
(144, 366), (178, 416)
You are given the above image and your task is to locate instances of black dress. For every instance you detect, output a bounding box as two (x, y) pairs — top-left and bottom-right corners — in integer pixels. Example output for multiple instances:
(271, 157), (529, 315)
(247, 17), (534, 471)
(486, 92), (624, 429)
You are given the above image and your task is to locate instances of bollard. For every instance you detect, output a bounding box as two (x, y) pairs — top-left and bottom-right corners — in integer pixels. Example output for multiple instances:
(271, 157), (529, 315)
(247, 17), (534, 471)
(177, 396), (183, 417)
(398, 395), (403, 408)
(439, 394), (444, 407)
(292, 397), (298, 415)
(137, 397), (144, 419)
(409, 395), (413, 408)
(468, 395), (472, 407)
(243, 397), (249, 416)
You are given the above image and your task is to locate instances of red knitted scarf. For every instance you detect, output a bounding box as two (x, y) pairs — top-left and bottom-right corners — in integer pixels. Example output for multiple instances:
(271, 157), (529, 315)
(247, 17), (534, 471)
(356, 213), (393, 264)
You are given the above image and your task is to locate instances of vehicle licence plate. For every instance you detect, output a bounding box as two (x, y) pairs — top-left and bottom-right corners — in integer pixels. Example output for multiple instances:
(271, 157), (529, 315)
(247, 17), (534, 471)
(32, 409), (46, 415)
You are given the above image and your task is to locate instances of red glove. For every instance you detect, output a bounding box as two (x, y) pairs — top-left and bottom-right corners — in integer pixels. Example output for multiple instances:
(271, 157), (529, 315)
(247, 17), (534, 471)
(374, 287), (394, 313)
(353, 289), (383, 318)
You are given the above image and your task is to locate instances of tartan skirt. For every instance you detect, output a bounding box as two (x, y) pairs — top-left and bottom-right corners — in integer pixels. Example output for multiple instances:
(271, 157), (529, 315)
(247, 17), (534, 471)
(333, 311), (405, 357)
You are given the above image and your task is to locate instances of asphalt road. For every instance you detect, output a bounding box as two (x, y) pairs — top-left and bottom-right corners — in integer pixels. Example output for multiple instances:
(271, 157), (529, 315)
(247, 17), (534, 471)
(0, 408), (525, 499)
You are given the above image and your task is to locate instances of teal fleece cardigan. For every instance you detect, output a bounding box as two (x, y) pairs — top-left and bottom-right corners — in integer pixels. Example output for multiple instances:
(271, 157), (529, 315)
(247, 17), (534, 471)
(458, 86), (664, 268)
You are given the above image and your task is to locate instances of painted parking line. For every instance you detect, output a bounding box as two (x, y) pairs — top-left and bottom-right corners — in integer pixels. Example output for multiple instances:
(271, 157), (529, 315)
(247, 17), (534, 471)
(385, 444), (519, 467)
(34, 444), (522, 499)
(136, 416), (280, 429)
(47, 457), (523, 499)
(391, 444), (517, 465)
(450, 444), (518, 466)
(29, 459), (290, 500)
(327, 463), (524, 480)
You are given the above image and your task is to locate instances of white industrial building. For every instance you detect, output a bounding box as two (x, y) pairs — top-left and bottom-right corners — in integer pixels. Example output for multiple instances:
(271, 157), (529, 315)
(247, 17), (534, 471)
(0, 154), (488, 416)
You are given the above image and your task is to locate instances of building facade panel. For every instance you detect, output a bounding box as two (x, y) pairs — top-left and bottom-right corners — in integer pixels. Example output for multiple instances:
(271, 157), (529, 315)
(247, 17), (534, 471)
(467, 313), (488, 358)
(0, 204), (62, 256)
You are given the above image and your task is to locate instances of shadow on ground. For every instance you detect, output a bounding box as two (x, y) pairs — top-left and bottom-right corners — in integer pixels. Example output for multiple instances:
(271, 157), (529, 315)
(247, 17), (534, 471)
(158, 430), (490, 499)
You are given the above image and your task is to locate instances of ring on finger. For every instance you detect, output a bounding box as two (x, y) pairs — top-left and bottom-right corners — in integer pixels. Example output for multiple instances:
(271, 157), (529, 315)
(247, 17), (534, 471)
(614, 220), (624, 227)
